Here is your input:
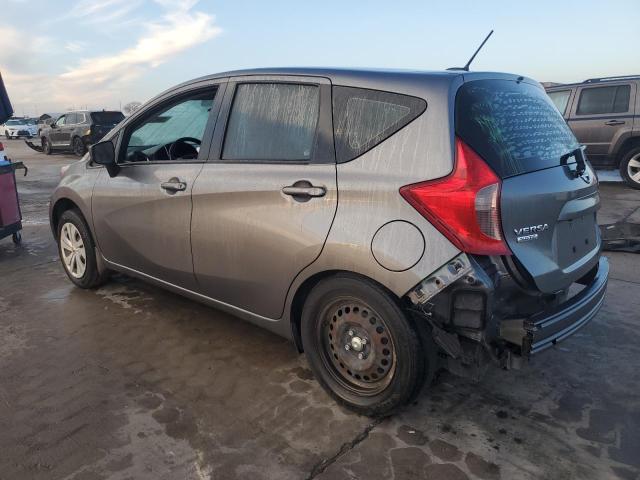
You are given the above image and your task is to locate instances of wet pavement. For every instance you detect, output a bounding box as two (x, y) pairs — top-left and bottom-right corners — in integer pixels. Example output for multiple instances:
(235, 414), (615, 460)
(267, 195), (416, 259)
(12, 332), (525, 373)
(1, 139), (639, 480)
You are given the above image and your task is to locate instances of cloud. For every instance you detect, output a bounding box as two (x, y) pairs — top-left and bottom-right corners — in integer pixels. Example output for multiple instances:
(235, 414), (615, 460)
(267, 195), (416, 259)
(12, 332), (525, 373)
(65, 41), (87, 53)
(61, 2), (221, 84)
(2, 0), (221, 113)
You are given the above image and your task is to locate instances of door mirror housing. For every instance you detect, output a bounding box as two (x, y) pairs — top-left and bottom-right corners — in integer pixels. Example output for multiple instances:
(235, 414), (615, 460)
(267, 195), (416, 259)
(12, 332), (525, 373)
(91, 140), (119, 177)
(50, 123), (57, 129)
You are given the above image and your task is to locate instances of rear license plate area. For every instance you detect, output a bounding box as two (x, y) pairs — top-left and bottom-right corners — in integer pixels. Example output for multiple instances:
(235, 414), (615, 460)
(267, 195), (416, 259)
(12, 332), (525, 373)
(557, 213), (598, 267)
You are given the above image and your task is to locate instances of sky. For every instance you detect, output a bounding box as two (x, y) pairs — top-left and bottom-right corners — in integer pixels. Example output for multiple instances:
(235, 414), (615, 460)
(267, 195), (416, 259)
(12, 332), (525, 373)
(2, 0), (639, 116)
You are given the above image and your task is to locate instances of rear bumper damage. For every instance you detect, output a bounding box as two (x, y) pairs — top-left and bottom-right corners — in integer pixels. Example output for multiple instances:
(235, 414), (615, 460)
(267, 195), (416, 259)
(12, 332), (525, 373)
(501, 257), (608, 356)
(406, 253), (609, 376)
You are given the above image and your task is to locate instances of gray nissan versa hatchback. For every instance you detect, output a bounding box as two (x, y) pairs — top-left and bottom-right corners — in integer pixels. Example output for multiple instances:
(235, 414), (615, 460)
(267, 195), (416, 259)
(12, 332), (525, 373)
(50, 68), (608, 415)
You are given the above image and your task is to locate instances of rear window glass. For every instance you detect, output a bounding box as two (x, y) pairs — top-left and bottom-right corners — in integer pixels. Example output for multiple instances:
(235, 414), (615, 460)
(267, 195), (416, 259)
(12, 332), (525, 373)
(91, 112), (125, 124)
(456, 79), (579, 178)
(332, 86), (426, 163)
(576, 85), (630, 115)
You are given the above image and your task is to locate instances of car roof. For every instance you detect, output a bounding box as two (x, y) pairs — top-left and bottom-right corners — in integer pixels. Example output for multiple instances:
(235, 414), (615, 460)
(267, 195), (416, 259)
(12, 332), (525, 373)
(163, 67), (538, 100)
(545, 75), (640, 91)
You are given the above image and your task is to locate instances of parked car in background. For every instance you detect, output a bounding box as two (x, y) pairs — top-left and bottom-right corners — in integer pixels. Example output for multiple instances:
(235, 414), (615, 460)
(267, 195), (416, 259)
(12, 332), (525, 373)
(50, 68), (608, 415)
(2, 117), (37, 138)
(545, 75), (640, 189)
(40, 110), (125, 156)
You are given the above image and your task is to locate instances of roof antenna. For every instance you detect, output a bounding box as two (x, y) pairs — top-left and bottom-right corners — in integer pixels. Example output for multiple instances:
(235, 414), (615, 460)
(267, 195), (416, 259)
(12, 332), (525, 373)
(447, 30), (494, 71)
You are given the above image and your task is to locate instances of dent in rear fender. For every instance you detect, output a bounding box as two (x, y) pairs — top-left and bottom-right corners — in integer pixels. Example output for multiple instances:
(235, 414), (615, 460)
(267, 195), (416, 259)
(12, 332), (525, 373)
(284, 94), (460, 302)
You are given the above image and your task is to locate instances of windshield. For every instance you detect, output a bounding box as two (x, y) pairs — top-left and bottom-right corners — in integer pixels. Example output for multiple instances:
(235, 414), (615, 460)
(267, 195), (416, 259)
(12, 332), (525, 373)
(5, 119), (23, 125)
(456, 79), (580, 178)
(91, 112), (125, 124)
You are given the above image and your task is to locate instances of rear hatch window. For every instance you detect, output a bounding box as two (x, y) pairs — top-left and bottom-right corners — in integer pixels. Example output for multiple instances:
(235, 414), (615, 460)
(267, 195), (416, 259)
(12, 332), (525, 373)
(455, 79), (579, 177)
(91, 112), (125, 125)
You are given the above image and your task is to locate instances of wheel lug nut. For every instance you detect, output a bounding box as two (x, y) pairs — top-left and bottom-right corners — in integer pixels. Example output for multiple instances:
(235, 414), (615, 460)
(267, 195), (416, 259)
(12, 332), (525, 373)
(345, 344), (350, 351)
(361, 339), (367, 345)
(348, 330), (354, 336)
(358, 353), (364, 360)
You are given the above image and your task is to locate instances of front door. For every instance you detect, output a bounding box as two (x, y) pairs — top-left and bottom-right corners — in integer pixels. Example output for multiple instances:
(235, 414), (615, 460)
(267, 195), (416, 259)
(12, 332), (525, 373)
(191, 77), (337, 319)
(59, 112), (76, 147)
(567, 82), (636, 165)
(92, 82), (224, 290)
(50, 114), (66, 145)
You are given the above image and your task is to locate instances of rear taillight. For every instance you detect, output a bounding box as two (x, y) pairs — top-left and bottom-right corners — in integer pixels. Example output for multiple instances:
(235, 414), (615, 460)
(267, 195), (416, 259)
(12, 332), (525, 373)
(0, 142), (4, 151)
(400, 137), (511, 256)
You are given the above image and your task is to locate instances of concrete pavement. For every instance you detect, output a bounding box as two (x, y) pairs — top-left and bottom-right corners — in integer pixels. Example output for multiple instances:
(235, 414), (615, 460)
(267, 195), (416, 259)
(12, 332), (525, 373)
(1, 139), (639, 480)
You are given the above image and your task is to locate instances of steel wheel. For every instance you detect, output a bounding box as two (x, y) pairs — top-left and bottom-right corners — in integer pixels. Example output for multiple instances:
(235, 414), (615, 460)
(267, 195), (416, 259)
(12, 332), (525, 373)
(627, 153), (640, 185)
(319, 298), (397, 396)
(60, 222), (87, 279)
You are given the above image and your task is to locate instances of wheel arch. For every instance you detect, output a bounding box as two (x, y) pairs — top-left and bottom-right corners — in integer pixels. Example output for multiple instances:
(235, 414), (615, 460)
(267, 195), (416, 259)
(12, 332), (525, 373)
(615, 135), (640, 166)
(289, 269), (404, 353)
(50, 197), (88, 238)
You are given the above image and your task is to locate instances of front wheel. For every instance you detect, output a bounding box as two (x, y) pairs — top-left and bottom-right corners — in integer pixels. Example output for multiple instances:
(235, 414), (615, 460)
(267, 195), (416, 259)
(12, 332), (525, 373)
(42, 138), (52, 155)
(12, 231), (22, 244)
(620, 147), (640, 190)
(301, 274), (433, 416)
(5, 131), (10, 139)
(57, 209), (108, 288)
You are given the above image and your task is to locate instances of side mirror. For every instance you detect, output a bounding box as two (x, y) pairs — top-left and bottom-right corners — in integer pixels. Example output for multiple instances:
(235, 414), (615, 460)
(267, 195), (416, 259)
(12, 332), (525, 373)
(91, 140), (119, 177)
(50, 123), (57, 129)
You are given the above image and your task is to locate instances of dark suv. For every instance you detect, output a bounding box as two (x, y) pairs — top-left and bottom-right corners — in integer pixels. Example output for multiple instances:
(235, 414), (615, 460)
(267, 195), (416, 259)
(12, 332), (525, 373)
(545, 75), (640, 189)
(40, 110), (125, 156)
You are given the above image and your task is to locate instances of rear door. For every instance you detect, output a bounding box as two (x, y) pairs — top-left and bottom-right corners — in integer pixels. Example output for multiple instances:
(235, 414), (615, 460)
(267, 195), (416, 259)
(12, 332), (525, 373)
(191, 76), (337, 319)
(456, 78), (600, 293)
(567, 82), (636, 165)
(92, 81), (224, 290)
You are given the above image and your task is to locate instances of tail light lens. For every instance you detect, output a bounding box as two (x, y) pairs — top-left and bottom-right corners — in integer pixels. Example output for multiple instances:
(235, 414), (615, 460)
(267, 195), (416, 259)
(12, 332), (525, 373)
(400, 137), (511, 256)
(0, 142), (4, 151)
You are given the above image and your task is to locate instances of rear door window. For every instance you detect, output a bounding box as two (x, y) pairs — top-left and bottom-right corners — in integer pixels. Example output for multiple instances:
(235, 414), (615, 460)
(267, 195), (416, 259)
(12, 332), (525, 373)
(547, 90), (571, 115)
(223, 83), (320, 161)
(456, 79), (579, 178)
(576, 85), (631, 115)
(332, 86), (426, 163)
(66, 113), (78, 124)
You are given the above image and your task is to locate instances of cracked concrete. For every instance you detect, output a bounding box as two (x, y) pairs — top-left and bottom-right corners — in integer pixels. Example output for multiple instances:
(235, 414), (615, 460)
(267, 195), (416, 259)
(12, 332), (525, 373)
(1, 139), (639, 479)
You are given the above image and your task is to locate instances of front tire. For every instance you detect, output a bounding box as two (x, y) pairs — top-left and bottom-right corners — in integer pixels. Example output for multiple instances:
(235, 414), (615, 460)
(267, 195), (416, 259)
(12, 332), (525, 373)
(301, 274), (431, 416)
(57, 209), (108, 289)
(42, 138), (52, 155)
(620, 147), (640, 190)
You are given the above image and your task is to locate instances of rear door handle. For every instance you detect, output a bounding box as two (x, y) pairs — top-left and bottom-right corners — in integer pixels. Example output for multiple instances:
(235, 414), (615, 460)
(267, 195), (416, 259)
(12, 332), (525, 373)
(282, 184), (326, 198)
(604, 120), (625, 126)
(161, 178), (187, 192)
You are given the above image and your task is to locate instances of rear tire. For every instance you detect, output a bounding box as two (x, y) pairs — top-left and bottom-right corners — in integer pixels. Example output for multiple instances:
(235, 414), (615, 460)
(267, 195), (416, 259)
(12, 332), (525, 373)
(72, 136), (86, 157)
(620, 147), (640, 190)
(57, 209), (108, 289)
(301, 274), (432, 416)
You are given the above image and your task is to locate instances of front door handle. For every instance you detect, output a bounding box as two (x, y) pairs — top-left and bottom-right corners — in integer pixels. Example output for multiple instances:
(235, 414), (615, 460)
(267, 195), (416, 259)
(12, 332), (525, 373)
(604, 120), (625, 126)
(282, 184), (326, 198)
(161, 178), (187, 192)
